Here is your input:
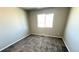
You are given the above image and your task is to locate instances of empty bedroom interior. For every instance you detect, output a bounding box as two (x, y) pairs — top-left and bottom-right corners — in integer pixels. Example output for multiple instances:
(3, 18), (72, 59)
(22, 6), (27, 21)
(0, 7), (79, 52)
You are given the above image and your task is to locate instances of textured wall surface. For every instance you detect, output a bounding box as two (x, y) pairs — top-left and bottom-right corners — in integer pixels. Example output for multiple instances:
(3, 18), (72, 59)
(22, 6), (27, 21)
(28, 8), (70, 37)
(0, 8), (29, 50)
(64, 7), (79, 52)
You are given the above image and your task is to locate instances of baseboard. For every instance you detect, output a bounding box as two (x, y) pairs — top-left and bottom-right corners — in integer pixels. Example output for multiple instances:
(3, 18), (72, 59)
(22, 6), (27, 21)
(62, 38), (71, 52)
(31, 33), (63, 39)
(0, 34), (31, 51)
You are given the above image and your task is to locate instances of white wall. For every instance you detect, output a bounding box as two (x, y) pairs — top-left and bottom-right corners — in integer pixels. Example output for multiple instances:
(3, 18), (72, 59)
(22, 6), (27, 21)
(28, 8), (70, 37)
(0, 8), (29, 51)
(64, 7), (79, 52)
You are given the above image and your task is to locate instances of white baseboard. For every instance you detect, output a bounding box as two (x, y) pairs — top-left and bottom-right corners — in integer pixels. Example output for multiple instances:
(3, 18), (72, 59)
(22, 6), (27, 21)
(62, 38), (70, 52)
(31, 33), (63, 38)
(0, 34), (31, 51)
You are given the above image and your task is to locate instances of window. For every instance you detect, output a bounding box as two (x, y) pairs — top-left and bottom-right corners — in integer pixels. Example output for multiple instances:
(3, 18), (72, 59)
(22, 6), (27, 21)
(37, 13), (54, 28)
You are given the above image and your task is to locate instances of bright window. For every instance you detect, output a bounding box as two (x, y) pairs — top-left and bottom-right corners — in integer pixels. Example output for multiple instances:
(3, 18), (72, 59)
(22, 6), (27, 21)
(37, 13), (54, 28)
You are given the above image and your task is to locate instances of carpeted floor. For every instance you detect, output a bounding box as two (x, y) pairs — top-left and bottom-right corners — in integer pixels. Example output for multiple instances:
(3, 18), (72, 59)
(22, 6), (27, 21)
(2, 34), (68, 52)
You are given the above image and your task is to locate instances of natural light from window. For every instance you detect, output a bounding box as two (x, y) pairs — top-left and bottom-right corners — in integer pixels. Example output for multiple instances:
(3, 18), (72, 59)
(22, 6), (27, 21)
(37, 13), (54, 28)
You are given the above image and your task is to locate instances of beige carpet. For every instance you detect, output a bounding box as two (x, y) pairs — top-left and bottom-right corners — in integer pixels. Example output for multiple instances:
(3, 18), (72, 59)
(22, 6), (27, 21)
(2, 34), (68, 52)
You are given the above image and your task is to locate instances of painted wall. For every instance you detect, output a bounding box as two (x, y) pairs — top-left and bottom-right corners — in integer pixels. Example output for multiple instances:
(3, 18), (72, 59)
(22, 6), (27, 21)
(0, 8), (29, 50)
(28, 8), (70, 37)
(64, 7), (79, 52)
